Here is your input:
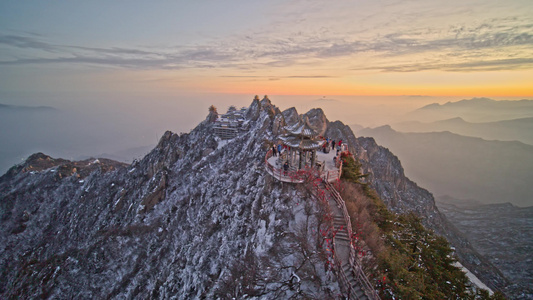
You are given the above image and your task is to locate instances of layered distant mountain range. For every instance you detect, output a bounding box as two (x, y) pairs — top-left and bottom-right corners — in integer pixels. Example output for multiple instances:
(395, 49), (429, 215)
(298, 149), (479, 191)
(393, 116), (533, 145)
(353, 98), (533, 297)
(355, 125), (533, 207)
(405, 97), (533, 123)
(353, 98), (533, 207)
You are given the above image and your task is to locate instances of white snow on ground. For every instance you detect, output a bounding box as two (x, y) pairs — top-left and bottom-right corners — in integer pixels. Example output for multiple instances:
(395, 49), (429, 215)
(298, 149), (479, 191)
(453, 262), (493, 295)
(255, 219), (269, 255)
(216, 139), (229, 149)
(292, 201), (308, 227)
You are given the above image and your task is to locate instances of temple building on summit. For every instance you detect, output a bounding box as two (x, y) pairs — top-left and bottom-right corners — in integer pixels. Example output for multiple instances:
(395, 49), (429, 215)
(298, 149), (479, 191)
(280, 117), (325, 170)
(213, 105), (248, 140)
(265, 114), (345, 184)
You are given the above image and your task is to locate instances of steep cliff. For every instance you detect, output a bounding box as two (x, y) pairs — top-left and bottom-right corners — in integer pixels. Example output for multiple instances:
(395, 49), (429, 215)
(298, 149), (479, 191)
(0, 99), (511, 298)
(283, 107), (509, 294)
(0, 99), (340, 299)
(323, 121), (510, 295)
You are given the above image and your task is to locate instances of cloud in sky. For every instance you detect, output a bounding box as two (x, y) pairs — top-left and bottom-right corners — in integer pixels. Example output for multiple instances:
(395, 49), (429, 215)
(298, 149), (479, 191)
(0, 0), (532, 96)
(1, 14), (531, 73)
(369, 58), (533, 73)
(0, 34), (57, 52)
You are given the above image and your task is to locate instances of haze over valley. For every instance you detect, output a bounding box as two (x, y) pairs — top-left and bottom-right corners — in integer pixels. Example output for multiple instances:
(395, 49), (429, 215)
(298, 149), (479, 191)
(355, 124), (533, 207)
(0, 94), (469, 174)
(1, 1), (532, 298)
(352, 98), (533, 207)
(3, 96), (533, 208)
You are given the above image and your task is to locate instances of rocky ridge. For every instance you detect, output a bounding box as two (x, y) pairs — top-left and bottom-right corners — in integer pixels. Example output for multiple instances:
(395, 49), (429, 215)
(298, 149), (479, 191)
(0, 97), (513, 298)
(0, 98), (342, 299)
(302, 109), (511, 295)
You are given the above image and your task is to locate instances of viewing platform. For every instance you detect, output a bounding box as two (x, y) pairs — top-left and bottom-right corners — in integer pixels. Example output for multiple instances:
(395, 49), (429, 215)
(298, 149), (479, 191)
(265, 145), (346, 183)
(265, 146), (345, 183)
(264, 114), (347, 183)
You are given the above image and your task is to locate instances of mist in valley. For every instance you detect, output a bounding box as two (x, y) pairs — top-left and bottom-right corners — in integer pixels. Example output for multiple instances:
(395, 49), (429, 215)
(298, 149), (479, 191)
(0, 94), (437, 173)
(2, 94), (532, 209)
(350, 97), (533, 207)
(0, 93), (253, 173)
(2, 94), (533, 296)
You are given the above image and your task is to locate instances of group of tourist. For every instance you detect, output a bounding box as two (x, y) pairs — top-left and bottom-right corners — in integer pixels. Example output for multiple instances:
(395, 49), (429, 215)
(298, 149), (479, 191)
(322, 138), (343, 156)
(271, 137), (345, 177)
(271, 143), (283, 157)
(271, 143), (290, 175)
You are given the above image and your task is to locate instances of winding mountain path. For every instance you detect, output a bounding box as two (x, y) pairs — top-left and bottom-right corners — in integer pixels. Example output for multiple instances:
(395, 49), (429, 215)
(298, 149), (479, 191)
(322, 181), (380, 300)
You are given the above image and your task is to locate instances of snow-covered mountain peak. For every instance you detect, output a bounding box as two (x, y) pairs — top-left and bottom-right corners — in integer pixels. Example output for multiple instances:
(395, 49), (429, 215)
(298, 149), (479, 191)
(0, 97), (511, 298)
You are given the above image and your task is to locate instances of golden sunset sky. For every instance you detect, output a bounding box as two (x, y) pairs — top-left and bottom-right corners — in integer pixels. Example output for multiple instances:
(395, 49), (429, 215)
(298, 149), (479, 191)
(1, 0), (532, 104)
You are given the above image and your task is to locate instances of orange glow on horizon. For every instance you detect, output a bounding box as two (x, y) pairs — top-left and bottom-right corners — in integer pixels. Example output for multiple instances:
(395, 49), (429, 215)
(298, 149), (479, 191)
(202, 80), (533, 97)
(151, 69), (533, 98)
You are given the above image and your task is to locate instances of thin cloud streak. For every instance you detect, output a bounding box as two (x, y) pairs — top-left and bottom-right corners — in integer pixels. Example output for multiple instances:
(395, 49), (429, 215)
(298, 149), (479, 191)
(0, 14), (532, 73)
(362, 58), (533, 72)
(220, 75), (336, 78)
(0, 35), (57, 52)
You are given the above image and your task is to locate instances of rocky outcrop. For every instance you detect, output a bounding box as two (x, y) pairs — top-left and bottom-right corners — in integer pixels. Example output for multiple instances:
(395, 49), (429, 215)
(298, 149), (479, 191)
(0, 99), (512, 298)
(272, 112), (285, 136)
(304, 108), (328, 136)
(325, 120), (510, 294)
(206, 105), (218, 123)
(246, 97), (261, 121)
(0, 99), (340, 299)
(325, 121), (355, 145)
(281, 107), (299, 126)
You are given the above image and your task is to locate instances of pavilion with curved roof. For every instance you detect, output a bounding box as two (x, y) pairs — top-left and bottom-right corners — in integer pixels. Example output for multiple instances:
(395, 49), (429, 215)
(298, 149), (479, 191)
(265, 117), (345, 183)
(280, 118), (325, 170)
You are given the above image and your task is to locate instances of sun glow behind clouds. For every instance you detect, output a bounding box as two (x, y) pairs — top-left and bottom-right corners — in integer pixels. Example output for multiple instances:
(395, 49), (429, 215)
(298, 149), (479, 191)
(171, 69), (533, 97)
(0, 0), (532, 101)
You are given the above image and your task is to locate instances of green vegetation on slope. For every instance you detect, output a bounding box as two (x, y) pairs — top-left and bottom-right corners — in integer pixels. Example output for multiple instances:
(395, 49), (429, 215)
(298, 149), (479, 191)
(339, 153), (505, 299)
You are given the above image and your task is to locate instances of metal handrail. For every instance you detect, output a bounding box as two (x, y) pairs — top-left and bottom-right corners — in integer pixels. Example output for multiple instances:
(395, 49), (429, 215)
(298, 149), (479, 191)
(264, 149), (306, 183)
(334, 254), (363, 299)
(265, 147), (379, 298)
(325, 181), (380, 300)
(265, 148), (343, 183)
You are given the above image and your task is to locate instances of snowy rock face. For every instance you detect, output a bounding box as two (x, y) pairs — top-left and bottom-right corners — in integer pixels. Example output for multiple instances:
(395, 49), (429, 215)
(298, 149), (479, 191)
(280, 107), (328, 136)
(0, 99), (340, 299)
(0, 99), (508, 298)
(323, 121), (509, 294)
(297, 110), (508, 294)
(303, 108), (328, 136)
(281, 107), (299, 126)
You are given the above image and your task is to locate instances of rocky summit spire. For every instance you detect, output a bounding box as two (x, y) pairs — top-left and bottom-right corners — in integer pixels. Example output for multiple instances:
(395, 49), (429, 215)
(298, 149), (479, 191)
(0, 97), (343, 299)
(206, 105), (218, 123)
(0, 96), (510, 298)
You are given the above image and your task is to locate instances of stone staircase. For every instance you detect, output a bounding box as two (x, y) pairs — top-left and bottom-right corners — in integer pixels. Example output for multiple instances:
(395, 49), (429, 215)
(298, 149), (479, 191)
(325, 182), (379, 300)
(332, 214), (371, 299)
